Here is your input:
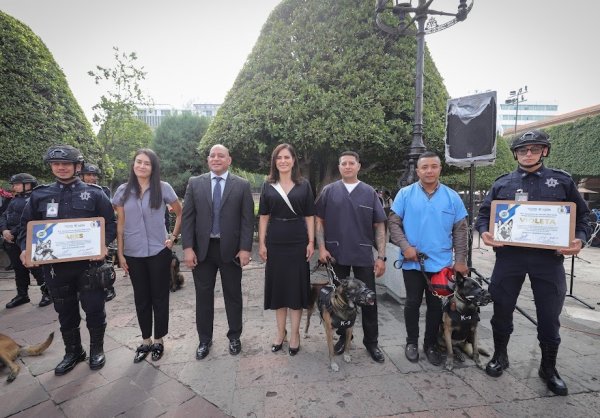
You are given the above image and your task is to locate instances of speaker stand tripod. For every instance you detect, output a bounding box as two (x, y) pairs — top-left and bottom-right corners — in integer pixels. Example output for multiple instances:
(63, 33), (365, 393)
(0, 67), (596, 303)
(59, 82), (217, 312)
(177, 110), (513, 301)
(566, 255), (595, 309)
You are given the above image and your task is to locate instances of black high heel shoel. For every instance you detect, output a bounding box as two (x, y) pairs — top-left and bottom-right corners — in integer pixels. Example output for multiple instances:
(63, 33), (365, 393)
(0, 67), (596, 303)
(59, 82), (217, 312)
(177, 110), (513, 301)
(271, 330), (287, 353)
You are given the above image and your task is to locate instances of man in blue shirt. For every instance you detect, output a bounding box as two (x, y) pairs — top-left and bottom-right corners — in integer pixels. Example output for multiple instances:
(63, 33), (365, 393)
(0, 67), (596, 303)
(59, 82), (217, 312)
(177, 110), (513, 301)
(389, 151), (468, 365)
(315, 151), (388, 364)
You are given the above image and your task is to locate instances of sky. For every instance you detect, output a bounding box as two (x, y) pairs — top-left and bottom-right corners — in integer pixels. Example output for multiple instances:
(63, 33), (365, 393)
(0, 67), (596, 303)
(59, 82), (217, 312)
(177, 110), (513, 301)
(2, 0), (599, 127)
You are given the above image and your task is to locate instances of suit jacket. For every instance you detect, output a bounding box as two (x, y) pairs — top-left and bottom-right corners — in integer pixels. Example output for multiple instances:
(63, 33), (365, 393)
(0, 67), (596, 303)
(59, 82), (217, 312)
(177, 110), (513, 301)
(182, 172), (254, 263)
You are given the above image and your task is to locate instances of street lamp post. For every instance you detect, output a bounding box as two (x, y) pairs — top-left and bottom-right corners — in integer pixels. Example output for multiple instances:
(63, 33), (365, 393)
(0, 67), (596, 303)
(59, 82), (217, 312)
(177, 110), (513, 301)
(505, 86), (528, 134)
(375, 0), (474, 187)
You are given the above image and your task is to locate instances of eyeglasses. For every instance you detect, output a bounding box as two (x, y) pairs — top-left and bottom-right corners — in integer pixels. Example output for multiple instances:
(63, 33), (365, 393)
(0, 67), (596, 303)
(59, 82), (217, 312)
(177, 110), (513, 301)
(516, 145), (544, 156)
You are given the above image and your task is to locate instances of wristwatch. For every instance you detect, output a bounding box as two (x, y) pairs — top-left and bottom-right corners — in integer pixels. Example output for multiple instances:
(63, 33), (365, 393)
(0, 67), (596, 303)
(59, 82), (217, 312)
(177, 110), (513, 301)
(377, 256), (387, 262)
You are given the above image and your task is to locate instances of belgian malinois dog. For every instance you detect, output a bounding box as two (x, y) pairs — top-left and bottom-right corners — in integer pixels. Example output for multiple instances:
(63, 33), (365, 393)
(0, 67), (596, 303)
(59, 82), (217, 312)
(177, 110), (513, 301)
(437, 272), (492, 371)
(0, 332), (54, 382)
(305, 275), (376, 372)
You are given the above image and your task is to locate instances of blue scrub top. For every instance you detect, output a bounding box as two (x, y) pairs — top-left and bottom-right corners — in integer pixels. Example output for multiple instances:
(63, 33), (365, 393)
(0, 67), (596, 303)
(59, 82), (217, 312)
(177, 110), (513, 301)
(391, 182), (467, 272)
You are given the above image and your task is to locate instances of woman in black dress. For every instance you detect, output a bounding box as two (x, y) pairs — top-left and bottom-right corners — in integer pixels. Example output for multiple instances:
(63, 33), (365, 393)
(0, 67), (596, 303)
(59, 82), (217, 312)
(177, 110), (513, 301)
(258, 143), (315, 355)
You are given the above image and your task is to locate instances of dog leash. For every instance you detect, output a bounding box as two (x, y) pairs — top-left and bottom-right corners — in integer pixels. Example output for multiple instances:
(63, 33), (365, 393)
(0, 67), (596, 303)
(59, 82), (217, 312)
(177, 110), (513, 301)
(311, 259), (342, 290)
(326, 260), (343, 288)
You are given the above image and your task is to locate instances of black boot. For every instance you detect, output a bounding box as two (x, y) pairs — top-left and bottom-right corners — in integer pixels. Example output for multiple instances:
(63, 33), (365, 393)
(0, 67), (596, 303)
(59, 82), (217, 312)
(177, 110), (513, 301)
(89, 325), (106, 370)
(6, 292), (30, 308)
(486, 332), (510, 377)
(39, 284), (52, 307)
(539, 342), (568, 396)
(55, 328), (87, 376)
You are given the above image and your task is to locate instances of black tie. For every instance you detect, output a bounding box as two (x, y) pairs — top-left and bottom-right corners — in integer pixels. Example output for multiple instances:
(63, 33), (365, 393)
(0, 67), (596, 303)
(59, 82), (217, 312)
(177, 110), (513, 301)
(211, 177), (222, 235)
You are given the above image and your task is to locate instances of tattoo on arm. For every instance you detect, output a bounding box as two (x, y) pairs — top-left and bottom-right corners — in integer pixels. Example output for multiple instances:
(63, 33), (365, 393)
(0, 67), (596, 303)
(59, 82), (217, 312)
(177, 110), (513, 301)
(375, 222), (386, 256)
(315, 218), (325, 248)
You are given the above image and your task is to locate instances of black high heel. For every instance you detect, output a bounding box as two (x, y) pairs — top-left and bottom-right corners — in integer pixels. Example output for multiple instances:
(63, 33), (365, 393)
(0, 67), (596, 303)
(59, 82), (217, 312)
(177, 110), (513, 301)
(289, 332), (300, 356)
(289, 344), (300, 356)
(271, 330), (287, 353)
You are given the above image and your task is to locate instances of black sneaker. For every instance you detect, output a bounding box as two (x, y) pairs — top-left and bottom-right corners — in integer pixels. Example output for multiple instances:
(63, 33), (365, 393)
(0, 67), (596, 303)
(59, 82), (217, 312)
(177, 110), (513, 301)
(425, 346), (442, 366)
(39, 293), (52, 307)
(405, 343), (419, 362)
(229, 338), (242, 355)
(104, 287), (116, 302)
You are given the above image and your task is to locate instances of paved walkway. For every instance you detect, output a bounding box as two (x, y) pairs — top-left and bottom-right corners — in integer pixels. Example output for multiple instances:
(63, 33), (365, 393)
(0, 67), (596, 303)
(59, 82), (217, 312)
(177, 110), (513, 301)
(1, 242), (599, 418)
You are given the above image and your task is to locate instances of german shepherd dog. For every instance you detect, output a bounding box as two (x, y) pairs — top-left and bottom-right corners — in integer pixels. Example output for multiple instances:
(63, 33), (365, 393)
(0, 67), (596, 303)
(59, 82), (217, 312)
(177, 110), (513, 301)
(305, 266), (376, 372)
(437, 272), (492, 371)
(0, 332), (54, 382)
(170, 252), (184, 292)
(33, 240), (58, 261)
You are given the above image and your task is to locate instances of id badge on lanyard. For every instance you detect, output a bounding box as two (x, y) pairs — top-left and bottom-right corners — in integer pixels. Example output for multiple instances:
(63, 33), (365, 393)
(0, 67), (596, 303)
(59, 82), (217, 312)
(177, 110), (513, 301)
(514, 189), (528, 202)
(46, 200), (59, 218)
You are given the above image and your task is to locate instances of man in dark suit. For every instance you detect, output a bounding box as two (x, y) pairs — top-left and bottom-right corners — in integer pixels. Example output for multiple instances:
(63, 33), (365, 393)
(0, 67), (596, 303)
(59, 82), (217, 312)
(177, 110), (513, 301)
(182, 144), (254, 360)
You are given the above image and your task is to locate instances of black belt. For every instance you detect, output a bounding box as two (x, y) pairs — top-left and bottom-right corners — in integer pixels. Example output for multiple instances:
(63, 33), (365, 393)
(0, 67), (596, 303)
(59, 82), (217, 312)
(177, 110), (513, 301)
(272, 217), (300, 222)
(210, 237), (220, 242)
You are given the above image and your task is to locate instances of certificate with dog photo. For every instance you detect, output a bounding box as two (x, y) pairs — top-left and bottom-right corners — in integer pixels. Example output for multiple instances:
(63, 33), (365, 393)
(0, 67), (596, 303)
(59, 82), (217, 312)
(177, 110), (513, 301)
(488, 200), (575, 250)
(25, 217), (106, 265)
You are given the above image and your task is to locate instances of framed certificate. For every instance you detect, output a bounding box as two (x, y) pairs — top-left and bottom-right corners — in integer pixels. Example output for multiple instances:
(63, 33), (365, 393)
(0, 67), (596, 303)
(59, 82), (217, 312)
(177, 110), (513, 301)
(488, 201), (575, 250)
(25, 217), (105, 265)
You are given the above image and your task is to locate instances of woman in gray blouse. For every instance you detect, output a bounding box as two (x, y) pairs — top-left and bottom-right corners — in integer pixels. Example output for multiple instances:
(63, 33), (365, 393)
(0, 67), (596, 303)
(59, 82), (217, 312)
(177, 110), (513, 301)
(112, 149), (182, 363)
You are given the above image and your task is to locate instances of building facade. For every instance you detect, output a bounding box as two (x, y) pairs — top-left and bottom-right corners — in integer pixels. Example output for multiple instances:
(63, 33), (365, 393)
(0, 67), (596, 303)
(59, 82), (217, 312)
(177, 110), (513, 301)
(136, 103), (221, 129)
(499, 102), (559, 135)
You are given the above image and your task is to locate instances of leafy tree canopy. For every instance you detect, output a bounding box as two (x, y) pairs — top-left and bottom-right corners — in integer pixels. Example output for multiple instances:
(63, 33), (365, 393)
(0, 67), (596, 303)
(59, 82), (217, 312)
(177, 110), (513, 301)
(153, 113), (210, 196)
(201, 0), (448, 191)
(88, 47), (152, 183)
(0, 11), (100, 181)
(97, 116), (153, 189)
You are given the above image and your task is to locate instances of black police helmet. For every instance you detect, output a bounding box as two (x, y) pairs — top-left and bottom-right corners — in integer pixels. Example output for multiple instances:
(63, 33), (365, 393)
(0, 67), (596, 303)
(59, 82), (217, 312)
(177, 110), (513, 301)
(9, 173), (38, 188)
(43, 145), (85, 165)
(510, 130), (551, 155)
(80, 163), (101, 176)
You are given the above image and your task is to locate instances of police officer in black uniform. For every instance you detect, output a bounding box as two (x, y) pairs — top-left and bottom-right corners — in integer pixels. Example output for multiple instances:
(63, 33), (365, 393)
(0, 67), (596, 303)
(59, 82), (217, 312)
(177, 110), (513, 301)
(1, 173), (52, 308)
(79, 163), (116, 302)
(80, 163), (111, 199)
(18, 145), (117, 375)
(476, 130), (591, 396)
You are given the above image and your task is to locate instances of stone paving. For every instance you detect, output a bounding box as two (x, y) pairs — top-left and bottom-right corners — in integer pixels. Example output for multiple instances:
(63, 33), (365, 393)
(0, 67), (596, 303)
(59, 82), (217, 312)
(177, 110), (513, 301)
(1, 241), (599, 418)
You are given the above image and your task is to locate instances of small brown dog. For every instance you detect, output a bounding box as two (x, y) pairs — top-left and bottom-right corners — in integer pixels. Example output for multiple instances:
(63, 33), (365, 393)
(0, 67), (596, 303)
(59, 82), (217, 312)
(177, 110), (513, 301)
(0, 332), (54, 382)
(170, 253), (184, 292)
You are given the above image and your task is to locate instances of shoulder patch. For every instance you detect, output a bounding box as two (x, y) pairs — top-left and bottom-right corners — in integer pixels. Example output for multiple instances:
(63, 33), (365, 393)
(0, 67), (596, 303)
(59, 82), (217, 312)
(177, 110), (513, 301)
(32, 184), (50, 190)
(86, 183), (103, 190)
(493, 173), (510, 181)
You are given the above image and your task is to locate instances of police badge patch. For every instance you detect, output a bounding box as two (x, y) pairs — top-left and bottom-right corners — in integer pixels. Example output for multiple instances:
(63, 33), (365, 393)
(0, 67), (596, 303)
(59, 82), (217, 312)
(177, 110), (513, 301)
(545, 178), (558, 188)
(80, 191), (91, 201)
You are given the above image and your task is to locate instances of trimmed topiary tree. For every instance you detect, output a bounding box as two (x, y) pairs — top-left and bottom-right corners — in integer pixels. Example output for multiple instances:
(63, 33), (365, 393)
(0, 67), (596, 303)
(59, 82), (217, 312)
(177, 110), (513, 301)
(200, 0), (449, 192)
(0, 11), (101, 181)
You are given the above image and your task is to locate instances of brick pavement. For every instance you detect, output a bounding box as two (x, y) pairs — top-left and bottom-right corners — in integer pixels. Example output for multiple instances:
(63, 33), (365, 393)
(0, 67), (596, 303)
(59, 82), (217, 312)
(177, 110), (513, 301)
(1, 243), (599, 417)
